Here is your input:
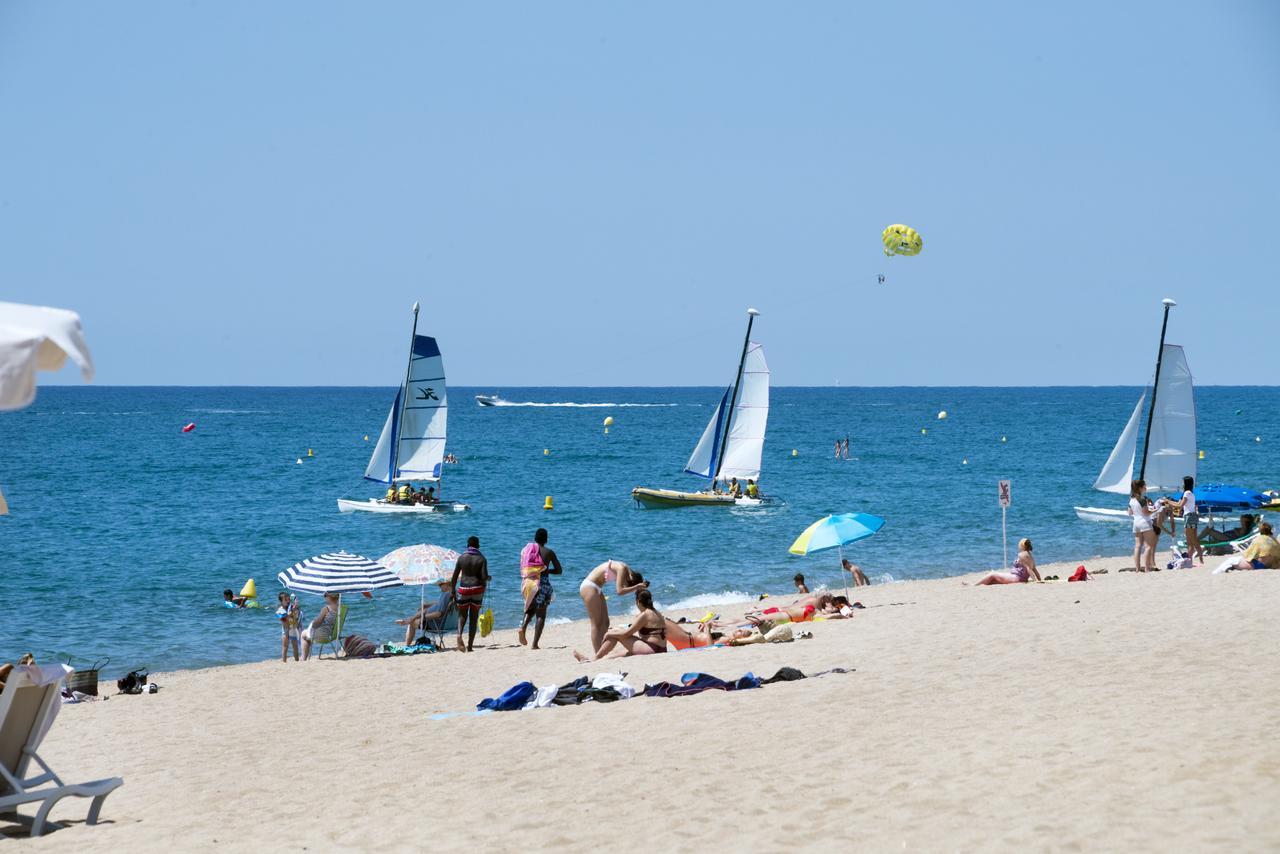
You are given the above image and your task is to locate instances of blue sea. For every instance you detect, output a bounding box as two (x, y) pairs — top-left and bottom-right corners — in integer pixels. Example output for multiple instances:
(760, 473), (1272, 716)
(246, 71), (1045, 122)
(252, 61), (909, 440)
(2, 386), (1276, 676)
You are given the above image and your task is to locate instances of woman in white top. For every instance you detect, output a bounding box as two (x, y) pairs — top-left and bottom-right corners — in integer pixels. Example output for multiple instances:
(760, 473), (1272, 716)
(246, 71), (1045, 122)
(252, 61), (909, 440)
(1128, 479), (1158, 572)
(578, 560), (649, 656)
(1168, 475), (1204, 565)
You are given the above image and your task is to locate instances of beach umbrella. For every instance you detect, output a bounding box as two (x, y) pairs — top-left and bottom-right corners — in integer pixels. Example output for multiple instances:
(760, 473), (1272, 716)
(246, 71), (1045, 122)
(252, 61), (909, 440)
(278, 551), (403, 594)
(788, 513), (886, 599)
(380, 544), (459, 624)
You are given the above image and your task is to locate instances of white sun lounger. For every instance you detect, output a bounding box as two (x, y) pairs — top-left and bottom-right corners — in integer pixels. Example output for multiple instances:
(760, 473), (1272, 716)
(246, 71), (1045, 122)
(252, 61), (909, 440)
(0, 663), (122, 837)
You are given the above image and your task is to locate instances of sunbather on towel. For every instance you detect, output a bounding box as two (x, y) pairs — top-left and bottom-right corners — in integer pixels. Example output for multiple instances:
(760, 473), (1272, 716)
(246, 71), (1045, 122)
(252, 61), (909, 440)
(971, 538), (1043, 585)
(573, 590), (666, 661)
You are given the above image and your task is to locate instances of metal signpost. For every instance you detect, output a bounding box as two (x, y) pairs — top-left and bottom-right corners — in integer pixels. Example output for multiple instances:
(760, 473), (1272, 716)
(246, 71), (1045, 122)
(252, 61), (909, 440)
(998, 480), (1012, 568)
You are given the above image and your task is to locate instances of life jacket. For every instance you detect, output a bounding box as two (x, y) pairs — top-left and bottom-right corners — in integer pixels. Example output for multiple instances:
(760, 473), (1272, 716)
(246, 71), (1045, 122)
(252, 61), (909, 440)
(398, 485), (412, 499)
(385, 487), (397, 501)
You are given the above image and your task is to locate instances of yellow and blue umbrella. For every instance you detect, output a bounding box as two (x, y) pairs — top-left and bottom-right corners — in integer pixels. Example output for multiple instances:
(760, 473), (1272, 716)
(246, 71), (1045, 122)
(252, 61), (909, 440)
(789, 513), (885, 597)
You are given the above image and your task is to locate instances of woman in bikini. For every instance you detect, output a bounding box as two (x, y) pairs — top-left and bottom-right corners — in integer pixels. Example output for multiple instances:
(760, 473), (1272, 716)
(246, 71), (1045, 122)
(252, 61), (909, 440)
(971, 538), (1042, 585)
(578, 559), (649, 655)
(573, 589), (666, 661)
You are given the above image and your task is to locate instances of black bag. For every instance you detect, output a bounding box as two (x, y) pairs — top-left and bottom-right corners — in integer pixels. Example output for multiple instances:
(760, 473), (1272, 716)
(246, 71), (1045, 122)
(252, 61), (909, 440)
(116, 669), (148, 695)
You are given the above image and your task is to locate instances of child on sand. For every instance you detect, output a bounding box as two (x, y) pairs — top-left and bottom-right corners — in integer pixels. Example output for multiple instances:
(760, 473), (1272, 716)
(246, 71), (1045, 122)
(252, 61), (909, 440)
(276, 592), (301, 662)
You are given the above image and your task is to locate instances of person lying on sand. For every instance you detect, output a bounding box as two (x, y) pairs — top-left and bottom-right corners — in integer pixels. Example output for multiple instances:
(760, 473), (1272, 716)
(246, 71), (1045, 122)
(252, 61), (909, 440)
(970, 538), (1042, 585)
(744, 594), (853, 626)
(573, 590), (666, 661)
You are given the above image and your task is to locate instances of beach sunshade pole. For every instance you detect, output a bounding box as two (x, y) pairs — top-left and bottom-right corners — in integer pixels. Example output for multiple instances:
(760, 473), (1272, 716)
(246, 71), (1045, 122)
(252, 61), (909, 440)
(839, 543), (849, 602)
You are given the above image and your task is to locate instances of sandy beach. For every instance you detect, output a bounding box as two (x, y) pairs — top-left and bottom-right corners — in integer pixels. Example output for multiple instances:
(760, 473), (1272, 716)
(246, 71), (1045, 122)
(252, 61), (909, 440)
(11, 554), (1279, 852)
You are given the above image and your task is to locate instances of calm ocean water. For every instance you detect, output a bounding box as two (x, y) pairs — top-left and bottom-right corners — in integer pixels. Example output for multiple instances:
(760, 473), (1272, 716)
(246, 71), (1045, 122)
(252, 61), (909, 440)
(2, 385), (1276, 675)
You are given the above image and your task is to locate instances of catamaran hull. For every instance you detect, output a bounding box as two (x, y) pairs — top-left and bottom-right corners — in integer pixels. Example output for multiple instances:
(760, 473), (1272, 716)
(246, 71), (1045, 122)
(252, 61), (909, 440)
(631, 487), (768, 509)
(1074, 505), (1245, 524)
(337, 499), (470, 514)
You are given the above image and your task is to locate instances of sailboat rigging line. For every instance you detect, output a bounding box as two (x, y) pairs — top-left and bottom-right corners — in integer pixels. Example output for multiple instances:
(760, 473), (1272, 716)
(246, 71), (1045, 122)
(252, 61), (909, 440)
(392, 302), (421, 484)
(714, 308), (758, 483)
(1139, 299), (1174, 482)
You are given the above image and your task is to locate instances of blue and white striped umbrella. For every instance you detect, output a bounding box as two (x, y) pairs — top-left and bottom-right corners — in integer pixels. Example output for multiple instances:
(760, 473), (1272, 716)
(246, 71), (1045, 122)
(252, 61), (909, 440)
(277, 551), (404, 595)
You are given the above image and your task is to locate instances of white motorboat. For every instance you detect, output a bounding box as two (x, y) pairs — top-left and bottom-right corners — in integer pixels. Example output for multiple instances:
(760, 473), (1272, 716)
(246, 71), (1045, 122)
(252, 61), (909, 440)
(475, 394), (504, 407)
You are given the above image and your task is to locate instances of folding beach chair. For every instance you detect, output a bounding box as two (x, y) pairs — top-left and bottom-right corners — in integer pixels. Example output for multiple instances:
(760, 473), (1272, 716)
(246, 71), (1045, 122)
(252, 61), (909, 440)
(0, 664), (123, 837)
(421, 598), (458, 650)
(317, 604), (349, 660)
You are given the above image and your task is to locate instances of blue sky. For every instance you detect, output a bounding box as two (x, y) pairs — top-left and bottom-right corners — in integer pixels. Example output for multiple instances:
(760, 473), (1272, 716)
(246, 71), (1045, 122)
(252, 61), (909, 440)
(2, 1), (1277, 386)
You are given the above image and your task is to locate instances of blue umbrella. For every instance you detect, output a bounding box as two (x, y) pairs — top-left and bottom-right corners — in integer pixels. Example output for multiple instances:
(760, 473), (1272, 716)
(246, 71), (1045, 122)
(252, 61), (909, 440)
(789, 513), (886, 598)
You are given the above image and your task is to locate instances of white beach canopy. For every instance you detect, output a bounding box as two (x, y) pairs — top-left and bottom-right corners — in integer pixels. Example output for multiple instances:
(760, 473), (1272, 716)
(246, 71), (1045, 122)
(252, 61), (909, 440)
(277, 551), (403, 595)
(0, 301), (95, 412)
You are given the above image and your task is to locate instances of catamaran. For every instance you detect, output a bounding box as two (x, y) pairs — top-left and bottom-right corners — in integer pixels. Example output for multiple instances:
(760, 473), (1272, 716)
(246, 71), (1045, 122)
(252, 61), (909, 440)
(337, 303), (469, 514)
(1074, 298), (1195, 522)
(632, 308), (772, 509)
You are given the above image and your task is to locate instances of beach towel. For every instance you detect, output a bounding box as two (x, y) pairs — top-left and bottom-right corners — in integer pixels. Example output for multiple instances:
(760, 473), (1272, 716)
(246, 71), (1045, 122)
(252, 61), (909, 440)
(642, 672), (762, 698)
(478, 681), (537, 712)
(762, 667), (806, 684)
(1068, 566), (1090, 582)
(520, 543), (551, 611)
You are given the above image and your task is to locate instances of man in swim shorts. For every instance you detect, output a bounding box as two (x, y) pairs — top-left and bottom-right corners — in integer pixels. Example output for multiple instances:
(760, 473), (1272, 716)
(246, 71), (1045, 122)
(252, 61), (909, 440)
(450, 536), (490, 652)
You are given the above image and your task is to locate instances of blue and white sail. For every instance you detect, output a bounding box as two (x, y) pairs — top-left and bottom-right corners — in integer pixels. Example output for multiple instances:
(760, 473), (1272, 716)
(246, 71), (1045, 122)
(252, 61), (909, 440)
(1093, 344), (1196, 494)
(364, 334), (449, 483)
(682, 343), (769, 483)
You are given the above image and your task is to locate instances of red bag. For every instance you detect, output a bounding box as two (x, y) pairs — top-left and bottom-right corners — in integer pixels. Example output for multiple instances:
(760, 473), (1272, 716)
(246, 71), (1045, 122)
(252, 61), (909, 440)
(1068, 565), (1089, 582)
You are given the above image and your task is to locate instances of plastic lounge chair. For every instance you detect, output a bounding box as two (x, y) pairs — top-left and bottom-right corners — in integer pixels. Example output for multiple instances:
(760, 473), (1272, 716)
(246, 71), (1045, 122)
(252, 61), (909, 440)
(316, 604), (349, 659)
(0, 664), (123, 837)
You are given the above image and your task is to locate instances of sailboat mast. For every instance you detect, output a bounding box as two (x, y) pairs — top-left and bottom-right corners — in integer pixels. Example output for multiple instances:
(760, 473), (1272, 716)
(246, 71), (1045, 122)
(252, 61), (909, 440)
(1138, 297), (1175, 482)
(391, 302), (421, 484)
(713, 307), (759, 482)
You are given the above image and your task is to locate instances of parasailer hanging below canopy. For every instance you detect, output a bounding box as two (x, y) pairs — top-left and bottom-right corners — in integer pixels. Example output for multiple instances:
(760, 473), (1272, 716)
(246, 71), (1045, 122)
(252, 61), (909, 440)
(882, 224), (922, 257)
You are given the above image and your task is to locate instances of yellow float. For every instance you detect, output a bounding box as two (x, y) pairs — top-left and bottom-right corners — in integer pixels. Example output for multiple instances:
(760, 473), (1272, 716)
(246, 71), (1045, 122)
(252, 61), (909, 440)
(882, 224), (923, 257)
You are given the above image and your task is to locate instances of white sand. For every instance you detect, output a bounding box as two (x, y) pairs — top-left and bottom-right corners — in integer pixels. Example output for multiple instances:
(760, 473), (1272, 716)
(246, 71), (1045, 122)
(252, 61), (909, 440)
(11, 555), (1280, 851)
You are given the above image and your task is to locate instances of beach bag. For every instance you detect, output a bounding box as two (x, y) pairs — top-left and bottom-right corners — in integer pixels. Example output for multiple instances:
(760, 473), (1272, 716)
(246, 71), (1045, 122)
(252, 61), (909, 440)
(342, 635), (377, 658)
(66, 657), (109, 696)
(116, 669), (147, 695)
(478, 608), (494, 638)
(1068, 566), (1090, 582)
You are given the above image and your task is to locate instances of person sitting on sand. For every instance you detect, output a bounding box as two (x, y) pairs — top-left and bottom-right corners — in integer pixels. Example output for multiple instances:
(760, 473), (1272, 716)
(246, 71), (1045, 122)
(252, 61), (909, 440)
(301, 592), (341, 660)
(972, 538), (1042, 585)
(395, 579), (455, 645)
(579, 559), (649, 655)
(793, 573), (809, 594)
(1214, 522), (1280, 572)
(0, 654), (36, 695)
(573, 589), (666, 661)
(222, 589), (248, 609)
(842, 559), (871, 587)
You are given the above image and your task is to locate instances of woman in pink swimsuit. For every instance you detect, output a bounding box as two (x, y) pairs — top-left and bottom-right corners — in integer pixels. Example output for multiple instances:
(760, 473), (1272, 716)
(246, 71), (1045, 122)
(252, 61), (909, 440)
(972, 538), (1042, 585)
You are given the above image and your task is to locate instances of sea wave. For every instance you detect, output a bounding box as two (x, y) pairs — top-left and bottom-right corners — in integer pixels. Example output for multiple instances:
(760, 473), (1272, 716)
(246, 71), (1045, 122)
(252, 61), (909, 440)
(654, 590), (758, 612)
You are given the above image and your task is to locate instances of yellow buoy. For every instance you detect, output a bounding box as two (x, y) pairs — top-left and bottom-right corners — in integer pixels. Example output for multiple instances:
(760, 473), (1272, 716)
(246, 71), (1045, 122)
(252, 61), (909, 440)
(937, 410), (947, 420)
(363, 435), (369, 441)
(1198, 449), (1205, 460)
(543, 495), (554, 510)
(240, 579), (257, 599)
(791, 449), (798, 457)
(544, 448), (550, 456)
(921, 428), (927, 435)
(307, 448), (314, 457)
(603, 416), (614, 426)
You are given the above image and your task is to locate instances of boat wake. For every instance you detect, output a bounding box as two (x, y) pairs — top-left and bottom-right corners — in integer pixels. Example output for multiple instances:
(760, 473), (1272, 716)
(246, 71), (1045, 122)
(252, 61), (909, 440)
(485, 401), (677, 408)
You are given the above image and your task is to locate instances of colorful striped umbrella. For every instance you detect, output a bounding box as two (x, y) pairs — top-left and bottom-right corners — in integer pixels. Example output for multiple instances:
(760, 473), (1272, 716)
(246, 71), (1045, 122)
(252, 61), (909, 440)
(379, 544), (459, 586)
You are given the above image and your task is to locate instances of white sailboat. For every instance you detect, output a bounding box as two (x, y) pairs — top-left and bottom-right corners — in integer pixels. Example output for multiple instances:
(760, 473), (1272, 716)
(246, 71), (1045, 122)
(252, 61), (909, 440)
(632, 308), (771, 508)
(337, 303), (469, 514)
(1075, 299), (1196, 522)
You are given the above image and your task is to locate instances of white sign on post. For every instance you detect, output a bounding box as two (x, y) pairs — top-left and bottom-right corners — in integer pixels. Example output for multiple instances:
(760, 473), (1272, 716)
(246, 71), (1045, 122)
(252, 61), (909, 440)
(998, 479), (1011, 568)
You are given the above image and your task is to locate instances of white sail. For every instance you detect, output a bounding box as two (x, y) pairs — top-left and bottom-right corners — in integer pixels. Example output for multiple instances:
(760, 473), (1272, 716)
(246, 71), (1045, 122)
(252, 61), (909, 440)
(363, 335), (448, 483)
(716, 343), (769, 482)
(1143, 344), (1196, 490)
(684, 388), (729, 479)
(1093, 393), (1144, 494)
(364, 389), (399, 483)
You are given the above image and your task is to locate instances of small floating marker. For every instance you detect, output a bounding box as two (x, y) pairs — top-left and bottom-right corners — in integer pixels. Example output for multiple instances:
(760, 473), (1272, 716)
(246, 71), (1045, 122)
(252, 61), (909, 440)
(363, 435), (369, 441)
(543, 495), (554, 510)
(791, 449), (798, 457)
(181, 422), (196, 433)
(1001, 436), (1007, 443)
(296, 458), (303, 464)
(1198, 449), (1205, 460)
(307, 448), (314, 457)
(603, 415), (613, 435)
(1235, 409), (1242, 415)
(962, 459), (968, 465)
(544, 448), (550, 456)
(1256, 436), (1262, 443)
(921, 428), (927, 435)
(937, 410), (947, 420)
